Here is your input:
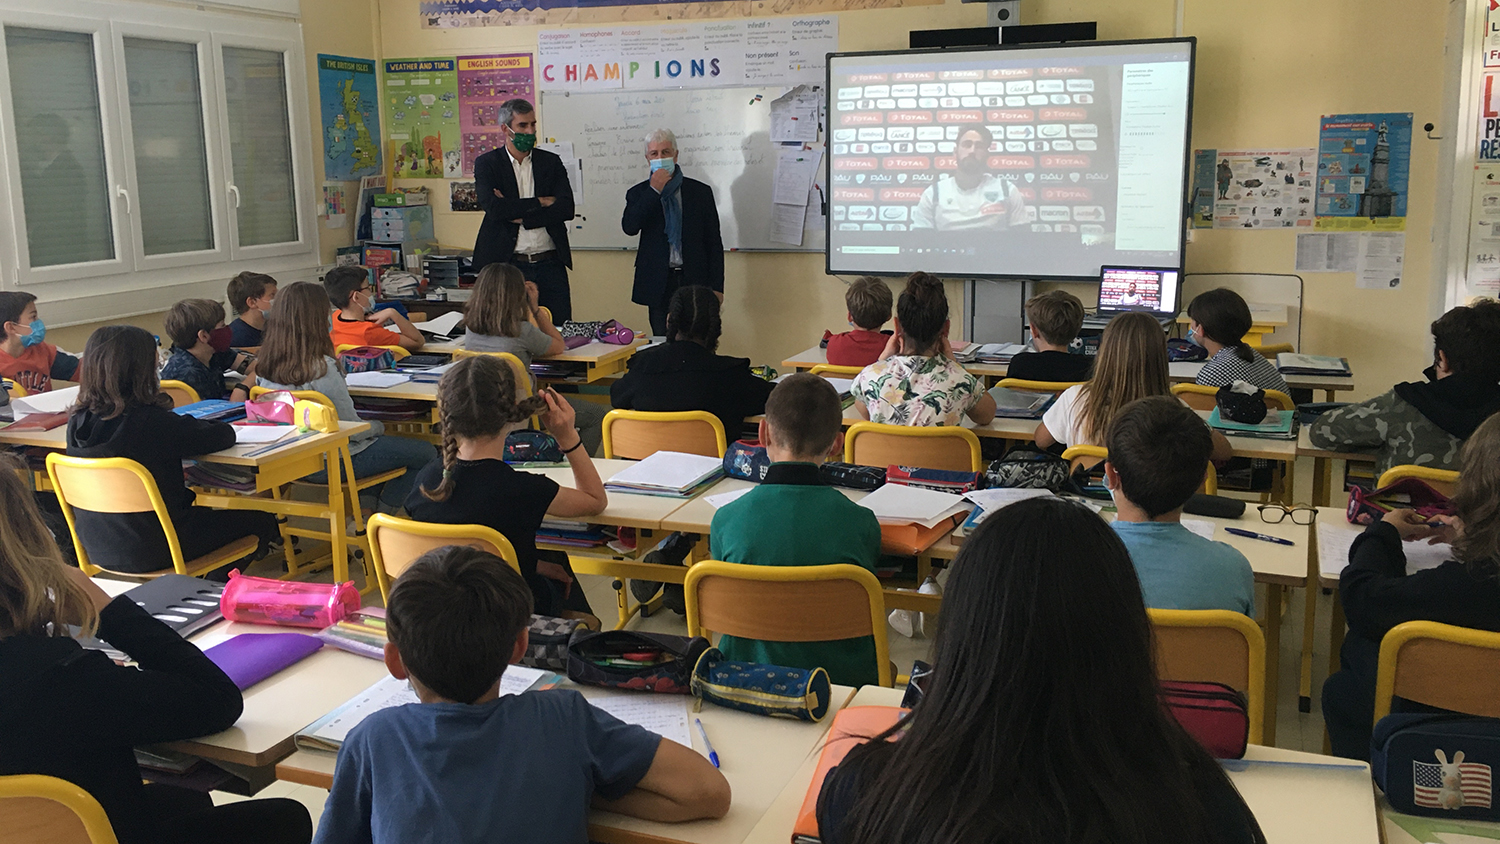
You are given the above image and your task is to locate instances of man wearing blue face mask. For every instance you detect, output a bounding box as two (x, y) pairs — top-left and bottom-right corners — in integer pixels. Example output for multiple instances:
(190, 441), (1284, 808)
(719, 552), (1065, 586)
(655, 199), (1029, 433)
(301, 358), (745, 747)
(0, 291), (79, 394)
(622, 129), (724, 336)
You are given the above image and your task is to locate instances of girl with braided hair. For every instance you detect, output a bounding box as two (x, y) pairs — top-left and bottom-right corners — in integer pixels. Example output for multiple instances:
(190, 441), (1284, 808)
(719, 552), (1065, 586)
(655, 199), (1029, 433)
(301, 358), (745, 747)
(405, 355), (605, 616)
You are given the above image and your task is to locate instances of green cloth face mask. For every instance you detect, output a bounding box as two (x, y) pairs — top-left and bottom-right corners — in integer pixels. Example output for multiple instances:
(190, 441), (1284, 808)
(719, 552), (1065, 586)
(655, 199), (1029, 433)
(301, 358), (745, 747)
(511, 132), (537, 153)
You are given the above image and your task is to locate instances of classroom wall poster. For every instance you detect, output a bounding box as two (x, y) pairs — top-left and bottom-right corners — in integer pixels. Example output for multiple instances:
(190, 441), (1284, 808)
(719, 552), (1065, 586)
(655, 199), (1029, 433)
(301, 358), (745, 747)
(1467, 169), (1500, 294)
(1315, 112), (1411, 231)
(1209, 149), (1314, 230)
(1487, 1), (1500, 68)
(318, 55), (382, 180)
(419, 0), (928, 28)
(1479, 73), (1500, 162)
(457, 53), (536, 177)
(384, 58), (461, 179)
(450, 181), (483, 211)
(1190, 149), (1216, 228)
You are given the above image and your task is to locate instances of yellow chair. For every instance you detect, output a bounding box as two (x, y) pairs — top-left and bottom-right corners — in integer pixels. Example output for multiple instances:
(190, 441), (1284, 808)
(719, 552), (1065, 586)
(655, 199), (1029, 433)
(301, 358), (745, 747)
(1149, 609), (1267, 744)
(45, 454), (259, 580)
(0, 774), (118, 844)
(685, 560), (894, 687)
(1256, 343), (1295, 360)
(366, 513), (520, 603)
(1376, 465), (1460, 497)
(844, 421), (982, 473)
(1171, 382), (1294, 412)
(1373, 621), (1500, 723)
(601, 410), (727, 460)
(158, 379), (200, 408)
(1062, 444), (1218, 495)
(808, 364), (864, 378)
(335, 343), (411, 362)
(994, 377), (1086, 394)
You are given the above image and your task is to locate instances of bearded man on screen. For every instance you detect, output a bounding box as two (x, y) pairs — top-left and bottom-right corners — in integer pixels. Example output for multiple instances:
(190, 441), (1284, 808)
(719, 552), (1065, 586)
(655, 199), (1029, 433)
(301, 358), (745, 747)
(911, 123), (1029, 231)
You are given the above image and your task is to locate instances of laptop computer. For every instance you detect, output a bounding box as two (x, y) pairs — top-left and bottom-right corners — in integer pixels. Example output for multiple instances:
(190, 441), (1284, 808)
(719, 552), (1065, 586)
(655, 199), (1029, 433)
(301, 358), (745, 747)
(1081, 266), (1182, 329)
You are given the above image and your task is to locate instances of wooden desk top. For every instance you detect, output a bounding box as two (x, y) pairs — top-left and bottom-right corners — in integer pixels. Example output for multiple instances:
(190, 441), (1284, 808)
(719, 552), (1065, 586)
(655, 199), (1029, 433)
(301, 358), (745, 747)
(0, 421), (368, 468)
(346, 378), (440, 402)
(1296, 427), (1377, 463)
(423, 336), (648, 365)
(539, 458), (708, 531)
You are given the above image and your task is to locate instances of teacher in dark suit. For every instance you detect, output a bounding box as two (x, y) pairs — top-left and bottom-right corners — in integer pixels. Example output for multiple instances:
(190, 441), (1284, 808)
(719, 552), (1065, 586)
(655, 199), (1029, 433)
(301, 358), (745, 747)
(622, 129), (724, 336)
(473, 99), (576, 323)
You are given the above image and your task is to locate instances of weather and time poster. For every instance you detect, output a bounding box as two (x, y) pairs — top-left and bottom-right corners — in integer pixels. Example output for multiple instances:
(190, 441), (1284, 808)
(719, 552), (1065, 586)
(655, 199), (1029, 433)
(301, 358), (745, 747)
(384, 57), (462, 178)
(1315, 112), (1411, 231)
(318, 55), (382, 181)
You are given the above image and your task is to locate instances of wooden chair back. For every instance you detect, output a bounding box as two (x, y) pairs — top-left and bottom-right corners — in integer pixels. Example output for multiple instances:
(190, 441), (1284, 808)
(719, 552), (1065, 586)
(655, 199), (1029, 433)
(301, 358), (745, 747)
(1062, 444), (1218, 495)
(158, 380), (200, 407)
(685, 561), (892, 686)
(0, 775), (118, 844)
(367, 514), (520, 603)
(1149, 609), (1266, 744)
(1171, 382), (1294, 412)
(1256, 342), (1294, 359)
(1373, 621), (1500, 723)
(844, 421), (982, 472)
(601, 410), (727, 460)
(1376, 465), (1459, 497)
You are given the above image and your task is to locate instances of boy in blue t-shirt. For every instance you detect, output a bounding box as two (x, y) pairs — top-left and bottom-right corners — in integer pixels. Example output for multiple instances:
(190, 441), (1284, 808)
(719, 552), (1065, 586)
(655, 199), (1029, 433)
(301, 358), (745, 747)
(313, 547), (729, 844)
(1103, 396), (1254, 615)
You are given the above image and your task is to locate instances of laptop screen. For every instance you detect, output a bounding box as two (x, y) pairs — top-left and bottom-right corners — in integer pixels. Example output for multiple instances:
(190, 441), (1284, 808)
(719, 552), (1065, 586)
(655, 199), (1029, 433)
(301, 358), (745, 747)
(1098, 267), (1180, 315)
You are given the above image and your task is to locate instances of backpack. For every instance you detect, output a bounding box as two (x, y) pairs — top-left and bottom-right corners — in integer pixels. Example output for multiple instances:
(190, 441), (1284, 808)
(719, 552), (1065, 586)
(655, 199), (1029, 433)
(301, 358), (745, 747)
(983, 444), (1071, 491)
(338, 346), (397, 374)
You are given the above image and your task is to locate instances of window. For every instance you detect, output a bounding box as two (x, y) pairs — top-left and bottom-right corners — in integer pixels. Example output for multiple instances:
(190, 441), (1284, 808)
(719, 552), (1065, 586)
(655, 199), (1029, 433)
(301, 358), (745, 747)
(222, 45), (297, 248)
(123, 37), (214, 256)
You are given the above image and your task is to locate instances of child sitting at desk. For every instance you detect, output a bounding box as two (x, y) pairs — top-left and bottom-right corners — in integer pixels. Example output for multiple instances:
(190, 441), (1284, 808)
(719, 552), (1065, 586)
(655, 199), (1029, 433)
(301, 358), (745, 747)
(256, 282), (437, 513)
(324, 266), (425, 352)
(1308, 300), (1500, 476)
(313, 545), (730, 844)
(66, 325), (278, 576)
(815, 497), (1264, 844)
(850, 272), (996, 427)
(822, 276), (893, 368)
(405, 355), (603, 617)
(1186, 288), (1289, 394)
(1322, 411), (1500, 761)
(0, 459), (313, 844)
(1104, 396), (1254, 615)
(709, 374), (882, 686)
(227, 270), (278, 348)
(158, 298), (254, 402)
(0, 290), (78, 393)
(1008, 289), (1092, 383)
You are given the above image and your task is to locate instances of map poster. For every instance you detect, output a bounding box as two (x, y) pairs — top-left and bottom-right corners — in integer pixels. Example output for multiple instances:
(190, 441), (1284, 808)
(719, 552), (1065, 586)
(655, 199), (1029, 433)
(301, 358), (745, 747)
(1315, 112), (1411, 232)
(384, 57), (461, 179)
(318, 55), (382, 181)
(457, 53), (536, 177)
(1210, 149), (1315, 230)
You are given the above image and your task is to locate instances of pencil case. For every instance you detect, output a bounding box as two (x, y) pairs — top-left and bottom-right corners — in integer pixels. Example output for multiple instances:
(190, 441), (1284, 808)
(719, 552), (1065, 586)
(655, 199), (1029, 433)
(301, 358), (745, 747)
(1347, 477), (1453, 526)
(219, 571), (360, 629)
(1372, 713), (1500, 820)
(566, 630), (710, 694)
(690, 649), (833, 722)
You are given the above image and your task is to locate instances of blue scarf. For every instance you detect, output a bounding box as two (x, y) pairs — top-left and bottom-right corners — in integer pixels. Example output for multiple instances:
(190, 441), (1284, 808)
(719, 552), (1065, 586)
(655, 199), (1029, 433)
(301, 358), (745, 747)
(660, 165), (684, 261)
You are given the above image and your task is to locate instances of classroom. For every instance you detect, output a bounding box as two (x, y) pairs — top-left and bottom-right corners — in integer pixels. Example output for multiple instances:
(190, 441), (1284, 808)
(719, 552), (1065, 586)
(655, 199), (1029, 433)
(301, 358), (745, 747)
(1, 0), (1498, 842)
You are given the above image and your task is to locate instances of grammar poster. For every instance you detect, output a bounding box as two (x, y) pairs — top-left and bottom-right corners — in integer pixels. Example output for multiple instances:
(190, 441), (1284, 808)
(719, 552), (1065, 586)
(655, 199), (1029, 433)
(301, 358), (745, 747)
(318, 55), (381, 180)
(457, 53), (536, 177)
(384, 57), (461, 178)
(1315, 112), (1411, 231)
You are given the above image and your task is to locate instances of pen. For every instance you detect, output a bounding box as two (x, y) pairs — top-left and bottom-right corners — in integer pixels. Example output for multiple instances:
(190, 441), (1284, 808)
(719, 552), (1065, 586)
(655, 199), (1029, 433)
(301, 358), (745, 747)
(1219, 758), (1367, 773)
(695, 718), (720, 768)
(1224, 527), (1295, 546)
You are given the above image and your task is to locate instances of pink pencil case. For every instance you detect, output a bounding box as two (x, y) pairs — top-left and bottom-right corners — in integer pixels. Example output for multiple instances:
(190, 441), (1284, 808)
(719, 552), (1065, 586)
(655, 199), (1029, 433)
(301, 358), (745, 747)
(219, 571), (360, 629)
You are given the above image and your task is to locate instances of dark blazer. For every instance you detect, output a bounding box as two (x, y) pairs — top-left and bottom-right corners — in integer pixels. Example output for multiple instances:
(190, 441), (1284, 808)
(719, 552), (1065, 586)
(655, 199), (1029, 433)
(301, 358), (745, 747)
(473, 146), (575, 271)
(622, 176), (724, 306)
(610, 340), (773, 437)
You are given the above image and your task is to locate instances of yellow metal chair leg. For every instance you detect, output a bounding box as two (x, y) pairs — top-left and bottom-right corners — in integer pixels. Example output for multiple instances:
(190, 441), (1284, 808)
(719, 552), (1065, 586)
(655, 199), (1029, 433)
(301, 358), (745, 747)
(1262, 584), (1282, 746)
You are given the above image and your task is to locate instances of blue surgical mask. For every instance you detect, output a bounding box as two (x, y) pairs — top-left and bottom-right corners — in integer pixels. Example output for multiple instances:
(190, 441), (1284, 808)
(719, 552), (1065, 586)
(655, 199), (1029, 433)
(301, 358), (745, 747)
(19, 319), (45, 348)
(1186, 328), (1201, 347)
(649, 158), (675, 175)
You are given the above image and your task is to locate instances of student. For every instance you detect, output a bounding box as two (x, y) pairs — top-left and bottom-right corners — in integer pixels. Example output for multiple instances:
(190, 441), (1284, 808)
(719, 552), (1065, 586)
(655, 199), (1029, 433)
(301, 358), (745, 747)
(159, 298), (254, 402)
(227, 271), (278, 348)
(815, 497), (1265, 844)
(324, 266), (424, 352)
(1104, 396), (1254, 615)
(406, 355), (604, 617)
(256, 282), (437, 511)
(0, 458), (312, 844)
(1322, 411), (1500, 761)
(65, 327), (278, 573)
(850, 272), (996, 426)
(1036, 312), (1233, 463)
(1186, 288), (1289, 393)
(1309, 301), (1500, 476)
(1008, 289), (1092, 383)
(313, 545), (731, 844)
(0, 290), (79, 393)
(709, 374), (882, 686)
(822, 276), (893, 368)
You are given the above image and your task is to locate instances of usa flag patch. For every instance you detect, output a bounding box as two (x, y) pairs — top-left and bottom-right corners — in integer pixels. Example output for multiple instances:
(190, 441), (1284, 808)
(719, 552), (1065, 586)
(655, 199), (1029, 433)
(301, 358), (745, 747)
(1414, 755), (1493, 810)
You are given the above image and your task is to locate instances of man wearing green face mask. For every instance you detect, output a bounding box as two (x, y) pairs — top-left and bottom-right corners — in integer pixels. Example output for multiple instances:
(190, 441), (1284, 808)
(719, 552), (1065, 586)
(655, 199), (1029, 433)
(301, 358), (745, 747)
(473, 98), (577, 323)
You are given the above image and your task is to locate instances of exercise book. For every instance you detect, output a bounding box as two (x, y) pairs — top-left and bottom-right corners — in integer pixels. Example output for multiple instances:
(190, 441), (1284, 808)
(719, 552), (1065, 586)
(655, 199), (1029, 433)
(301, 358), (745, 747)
(587, 694), (693, 748)
(1318, 520), (1453, 581)
(857, 483), (969, 528)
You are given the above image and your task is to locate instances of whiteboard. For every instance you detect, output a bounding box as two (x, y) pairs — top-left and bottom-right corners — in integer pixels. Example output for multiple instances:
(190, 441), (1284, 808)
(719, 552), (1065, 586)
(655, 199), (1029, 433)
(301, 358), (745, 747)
(541, 87), (825, 252)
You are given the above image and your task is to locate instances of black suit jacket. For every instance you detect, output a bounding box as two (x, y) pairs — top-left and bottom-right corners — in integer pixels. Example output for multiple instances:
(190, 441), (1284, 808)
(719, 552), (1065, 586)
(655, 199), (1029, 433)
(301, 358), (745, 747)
(622, 176), (724, 306)
(472, 146), (574, 271)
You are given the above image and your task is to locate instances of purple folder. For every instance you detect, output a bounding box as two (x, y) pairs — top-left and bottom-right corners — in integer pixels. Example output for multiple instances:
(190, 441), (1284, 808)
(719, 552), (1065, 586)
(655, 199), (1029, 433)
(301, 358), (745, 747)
(204, 633), (323, 690)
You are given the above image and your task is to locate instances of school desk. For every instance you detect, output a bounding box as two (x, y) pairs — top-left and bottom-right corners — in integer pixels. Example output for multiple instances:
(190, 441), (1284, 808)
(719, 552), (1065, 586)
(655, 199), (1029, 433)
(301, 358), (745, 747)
(274, 680), (858, 844)
(1296, 427), (1378, 507)
(743, 684), (1380, 844)
(421, 335), (650, 384)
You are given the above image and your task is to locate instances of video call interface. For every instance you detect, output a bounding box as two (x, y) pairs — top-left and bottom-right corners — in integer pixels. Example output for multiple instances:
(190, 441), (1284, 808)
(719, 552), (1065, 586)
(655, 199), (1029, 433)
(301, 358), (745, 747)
(827, 41), (1194, 280)
(1098, 267), (1178, 313)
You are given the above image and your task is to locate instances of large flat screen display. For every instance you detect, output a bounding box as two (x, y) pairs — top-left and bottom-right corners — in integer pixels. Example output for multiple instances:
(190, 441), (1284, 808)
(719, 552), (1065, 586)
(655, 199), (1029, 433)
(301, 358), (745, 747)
(826, 39), (1195, 279)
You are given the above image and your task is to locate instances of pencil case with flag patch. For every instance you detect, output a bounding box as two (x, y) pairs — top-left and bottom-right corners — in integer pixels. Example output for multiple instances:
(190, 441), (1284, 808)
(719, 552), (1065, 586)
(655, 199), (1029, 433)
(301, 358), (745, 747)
(1373, 713), (1500, 820)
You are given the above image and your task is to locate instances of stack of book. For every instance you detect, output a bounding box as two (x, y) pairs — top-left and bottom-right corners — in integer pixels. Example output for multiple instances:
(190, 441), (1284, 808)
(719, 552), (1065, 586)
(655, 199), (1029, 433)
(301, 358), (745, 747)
(174, 399), (247, 423)
(1276, 353), (1351, 377)
(1208, 408), (1297, 439)
(603, 452), (724, 498)
(537, 519), (609, 548)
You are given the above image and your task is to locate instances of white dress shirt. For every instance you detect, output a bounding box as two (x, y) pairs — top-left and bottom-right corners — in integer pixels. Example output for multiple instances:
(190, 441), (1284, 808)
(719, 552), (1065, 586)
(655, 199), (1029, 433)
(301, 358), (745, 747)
(509, 150), (556, 256)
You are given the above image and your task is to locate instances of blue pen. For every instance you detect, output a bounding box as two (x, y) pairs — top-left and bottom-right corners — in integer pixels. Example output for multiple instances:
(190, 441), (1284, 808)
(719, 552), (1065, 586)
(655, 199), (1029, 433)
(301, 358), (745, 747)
(1224, 527), (1295, 547)
(695, 718), (720, 768)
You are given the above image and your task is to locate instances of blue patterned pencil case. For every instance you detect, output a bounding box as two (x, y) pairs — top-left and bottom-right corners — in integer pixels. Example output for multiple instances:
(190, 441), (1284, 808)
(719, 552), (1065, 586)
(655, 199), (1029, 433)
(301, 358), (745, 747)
(690, 649), (832, 722)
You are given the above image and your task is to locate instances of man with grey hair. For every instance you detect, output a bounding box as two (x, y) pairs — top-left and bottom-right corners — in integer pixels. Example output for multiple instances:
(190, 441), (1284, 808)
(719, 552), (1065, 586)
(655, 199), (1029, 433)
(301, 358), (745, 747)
(622, 128), (724, 335)
(473, 98), (576, 322)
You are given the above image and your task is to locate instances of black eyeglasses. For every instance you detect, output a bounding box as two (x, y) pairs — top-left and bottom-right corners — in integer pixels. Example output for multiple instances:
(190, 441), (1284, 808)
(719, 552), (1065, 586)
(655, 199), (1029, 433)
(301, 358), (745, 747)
(1259, 504), (1317, 525)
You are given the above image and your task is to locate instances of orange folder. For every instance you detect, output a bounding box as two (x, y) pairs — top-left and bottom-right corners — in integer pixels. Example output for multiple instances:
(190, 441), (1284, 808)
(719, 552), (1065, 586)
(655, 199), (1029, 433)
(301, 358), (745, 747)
(878, 511), (963, 556)
(791, 705), (907, 844)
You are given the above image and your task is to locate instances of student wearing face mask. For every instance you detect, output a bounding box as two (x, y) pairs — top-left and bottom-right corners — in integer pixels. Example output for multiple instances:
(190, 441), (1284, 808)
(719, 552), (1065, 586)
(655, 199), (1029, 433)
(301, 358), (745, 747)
(226, 271), (279, 348)
(0, 291), (80, 394)
(622, 128), (724, 337)
(159, 299), (256, 402)
(324, 267), (425, 352)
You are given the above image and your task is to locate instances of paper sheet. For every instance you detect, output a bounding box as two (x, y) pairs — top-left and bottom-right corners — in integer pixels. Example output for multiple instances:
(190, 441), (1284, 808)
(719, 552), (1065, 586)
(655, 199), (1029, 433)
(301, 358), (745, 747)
(232, 425), (297, 445)
(1181, 518), (1217, 541)
(962, 488), (1054, 511)
(412, 311), (464, 336)
(310, 665), (550, 745)
(1356, 232), (1405, 289)
(12, 384), (79, 417)
(1316, 521), (1452, 580)
(770, 85), (821, 144)
(560, 157), (585, 203)
(705, 487), (754, 509)
(1294, 232), (1359, 273)
(606, 451), (723, 491)
(587, 693), (693, 748)
(858, 484), (967, 526)
(769, 202), (810, 246)
(773, 148), (822, 205)
(345, 371), (412, 389)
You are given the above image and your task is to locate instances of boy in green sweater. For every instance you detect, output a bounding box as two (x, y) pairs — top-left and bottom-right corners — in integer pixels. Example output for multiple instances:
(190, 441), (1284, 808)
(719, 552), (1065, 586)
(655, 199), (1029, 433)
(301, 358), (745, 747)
(708, 373), (883, 686)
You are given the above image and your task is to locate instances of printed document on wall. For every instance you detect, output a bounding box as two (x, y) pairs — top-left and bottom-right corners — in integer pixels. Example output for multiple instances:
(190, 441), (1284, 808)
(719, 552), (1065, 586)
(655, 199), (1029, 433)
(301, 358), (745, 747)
(1355, 232), (1405, 290)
